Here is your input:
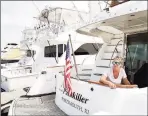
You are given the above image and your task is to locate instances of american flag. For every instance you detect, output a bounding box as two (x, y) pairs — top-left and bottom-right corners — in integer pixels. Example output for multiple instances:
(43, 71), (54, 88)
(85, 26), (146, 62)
(64, 39), (73, 96)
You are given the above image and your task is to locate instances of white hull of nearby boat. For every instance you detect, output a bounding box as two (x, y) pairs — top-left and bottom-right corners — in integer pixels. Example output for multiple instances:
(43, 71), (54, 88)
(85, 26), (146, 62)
(1, 73), (39, 92)
(1, 70), (57, 114)
(55, 73), (147, 115)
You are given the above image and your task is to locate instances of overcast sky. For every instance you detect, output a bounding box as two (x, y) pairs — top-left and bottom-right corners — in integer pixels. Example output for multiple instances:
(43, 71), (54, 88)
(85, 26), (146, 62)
(1, 1), (89, 49)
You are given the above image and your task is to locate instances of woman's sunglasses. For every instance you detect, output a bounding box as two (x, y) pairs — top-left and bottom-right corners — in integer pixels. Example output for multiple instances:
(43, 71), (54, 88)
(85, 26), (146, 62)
(112, 61), (121, 65)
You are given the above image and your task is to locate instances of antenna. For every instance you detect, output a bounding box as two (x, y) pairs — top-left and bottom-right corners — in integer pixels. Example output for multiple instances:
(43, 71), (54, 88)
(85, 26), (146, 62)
(71, 1), (84, 22)
(32, 1), (40, 13)
(32, 1), (42, 25)
(88, 1), (91, 21)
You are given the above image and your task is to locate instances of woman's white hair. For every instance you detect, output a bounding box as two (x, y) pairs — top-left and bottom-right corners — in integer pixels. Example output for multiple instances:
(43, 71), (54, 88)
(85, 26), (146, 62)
(113, 56), (124, 67)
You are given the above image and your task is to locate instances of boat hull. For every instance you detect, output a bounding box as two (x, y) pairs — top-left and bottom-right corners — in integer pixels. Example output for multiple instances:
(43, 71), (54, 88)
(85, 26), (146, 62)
(55, 73), (147, 115)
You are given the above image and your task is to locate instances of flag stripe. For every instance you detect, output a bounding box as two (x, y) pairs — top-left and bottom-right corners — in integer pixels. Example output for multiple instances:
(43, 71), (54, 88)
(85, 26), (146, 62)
(64, 39), (73, 95)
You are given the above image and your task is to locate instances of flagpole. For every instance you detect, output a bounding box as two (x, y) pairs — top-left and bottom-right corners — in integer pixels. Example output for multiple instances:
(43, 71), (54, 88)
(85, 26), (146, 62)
(69, 34), (79, 80)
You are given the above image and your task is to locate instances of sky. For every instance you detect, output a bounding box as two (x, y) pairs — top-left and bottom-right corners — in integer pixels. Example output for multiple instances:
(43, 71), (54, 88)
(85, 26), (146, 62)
(1, 1), (90, 49)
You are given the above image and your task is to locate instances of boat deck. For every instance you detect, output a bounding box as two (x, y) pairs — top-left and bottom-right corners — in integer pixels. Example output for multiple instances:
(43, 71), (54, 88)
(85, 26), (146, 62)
(1, 88), (26, 105)
(9, 94), (66, 115)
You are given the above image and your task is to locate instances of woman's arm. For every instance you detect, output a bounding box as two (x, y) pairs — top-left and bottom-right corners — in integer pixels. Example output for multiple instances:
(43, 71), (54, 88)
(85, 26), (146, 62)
(88, 71), (116, 88)
(121, 68), (131, 85)
(88, 80), (137, 88)
(115, 84), (138, 88)
(122, 78), (131, 85)
(100, 75), (116, 88)
(122, 78), (138, 88)
(100, 75), (110, 85)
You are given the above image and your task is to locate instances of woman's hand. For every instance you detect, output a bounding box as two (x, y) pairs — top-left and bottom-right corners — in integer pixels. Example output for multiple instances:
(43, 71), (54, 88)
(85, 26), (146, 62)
(115, 84), (138, 88)
(125, 84), (138, 88)
(108, 82), (116, 89)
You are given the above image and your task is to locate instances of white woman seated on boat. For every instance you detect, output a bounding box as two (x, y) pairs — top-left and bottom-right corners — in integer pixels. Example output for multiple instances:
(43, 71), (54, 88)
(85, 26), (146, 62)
(89, 56), (137, 89)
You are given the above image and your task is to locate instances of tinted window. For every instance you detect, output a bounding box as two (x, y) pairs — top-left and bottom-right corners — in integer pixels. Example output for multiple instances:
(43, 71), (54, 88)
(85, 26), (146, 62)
(126, 43), (148, 72)
(26, 50), (36, 57)
(4, 47), (8, 49)
(7, 43), (18, 46)
(125, 32), (148, 82)
(58, 44), (66, 57)
(44, 44), (66, 57)
(74, 43), (101, 55)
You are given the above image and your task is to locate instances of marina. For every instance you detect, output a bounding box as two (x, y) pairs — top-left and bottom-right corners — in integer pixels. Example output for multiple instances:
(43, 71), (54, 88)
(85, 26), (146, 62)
(1, 1), (148, 116)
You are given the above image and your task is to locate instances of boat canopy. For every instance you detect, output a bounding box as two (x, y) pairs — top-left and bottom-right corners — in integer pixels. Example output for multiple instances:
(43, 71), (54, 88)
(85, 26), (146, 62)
(37, 7), (89, 27)
(77, 1), (147, 38)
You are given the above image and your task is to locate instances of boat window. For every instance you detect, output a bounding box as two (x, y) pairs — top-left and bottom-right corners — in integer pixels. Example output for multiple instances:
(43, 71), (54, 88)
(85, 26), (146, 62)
(58, 44), (66, 57)
(26, 50), (36, 57)
(7, 43), (18, 46)
(1, 51), (7, 53)
(44, 44), (66, 57)
(4, 47), (8, 49)
(74, 43), (101, 55)
(125, 32), (148, 85)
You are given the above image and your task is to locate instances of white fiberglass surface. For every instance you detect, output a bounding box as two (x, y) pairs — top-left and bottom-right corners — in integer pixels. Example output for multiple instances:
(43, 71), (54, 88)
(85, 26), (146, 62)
(55, 73), (147, 115)
(77, 1), (147, 37)
(27, 71), (56, 95)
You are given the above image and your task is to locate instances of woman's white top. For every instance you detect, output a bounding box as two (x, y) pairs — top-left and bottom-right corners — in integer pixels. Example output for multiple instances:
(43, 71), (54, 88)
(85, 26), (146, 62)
(103, 67), (127, 84)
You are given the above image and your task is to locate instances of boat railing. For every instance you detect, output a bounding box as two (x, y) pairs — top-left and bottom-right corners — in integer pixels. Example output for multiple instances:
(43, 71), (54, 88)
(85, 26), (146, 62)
(58, 22), (84, 34)
(2, 66), (33, 77)
(109, 40), (123, 67)
(88, 80), (137, 88)
(35, 21), (84, 39)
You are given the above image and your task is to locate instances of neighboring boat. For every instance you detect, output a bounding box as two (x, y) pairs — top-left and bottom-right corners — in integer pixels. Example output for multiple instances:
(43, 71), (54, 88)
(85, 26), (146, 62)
(1, 28), (37, 92)
(1, 43), (22, 67)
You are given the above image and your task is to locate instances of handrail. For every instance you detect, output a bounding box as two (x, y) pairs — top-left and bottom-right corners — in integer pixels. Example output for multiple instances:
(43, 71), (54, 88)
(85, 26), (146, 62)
(2, 73), (39, 80)
(109, 40), (123, 67)
(95, 43), (107, 61)
(2, 66), (32, 71)
(88, 80), (138, 88)
(81, 55), (93, 66)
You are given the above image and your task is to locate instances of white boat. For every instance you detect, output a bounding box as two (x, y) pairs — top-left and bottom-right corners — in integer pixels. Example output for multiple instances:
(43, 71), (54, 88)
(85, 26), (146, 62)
(1, 7), (103, 92)
(1, 6), (104, 114)
(1, 28), (38, 92)
(55, 1), (147, 115)
(1, 28), (38, 71)
(1, 43), (22, 67)
(1, 7), (90, 92)
(6, 1), (147, 115)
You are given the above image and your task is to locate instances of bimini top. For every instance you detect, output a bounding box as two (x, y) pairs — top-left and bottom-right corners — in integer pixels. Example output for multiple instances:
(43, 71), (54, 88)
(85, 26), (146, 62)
(36, 7), (89, 27)
(76, 1), (147, 36)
